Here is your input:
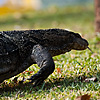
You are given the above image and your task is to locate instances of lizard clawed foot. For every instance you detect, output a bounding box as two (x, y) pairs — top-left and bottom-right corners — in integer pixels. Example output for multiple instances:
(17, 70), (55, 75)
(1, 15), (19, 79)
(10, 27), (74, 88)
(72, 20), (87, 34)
(28, 73), (45, 87)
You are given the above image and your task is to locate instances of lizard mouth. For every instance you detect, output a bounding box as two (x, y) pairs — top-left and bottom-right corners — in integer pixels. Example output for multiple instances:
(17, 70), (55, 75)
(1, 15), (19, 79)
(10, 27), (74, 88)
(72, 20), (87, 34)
(72, 38), (89, 50)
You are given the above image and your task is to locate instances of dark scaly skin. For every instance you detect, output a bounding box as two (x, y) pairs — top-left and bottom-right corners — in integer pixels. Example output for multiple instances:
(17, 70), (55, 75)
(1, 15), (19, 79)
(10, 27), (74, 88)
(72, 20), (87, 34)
(0, 29), (89, 86)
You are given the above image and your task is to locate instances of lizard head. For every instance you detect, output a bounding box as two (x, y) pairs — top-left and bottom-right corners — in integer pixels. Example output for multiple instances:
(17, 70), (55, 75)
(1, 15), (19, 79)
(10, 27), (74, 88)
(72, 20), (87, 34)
(70, 33), (89, 50)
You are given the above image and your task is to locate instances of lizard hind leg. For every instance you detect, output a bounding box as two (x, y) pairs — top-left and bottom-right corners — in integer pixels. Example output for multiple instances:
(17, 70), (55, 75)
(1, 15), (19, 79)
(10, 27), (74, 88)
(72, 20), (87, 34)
(28, 44), (55, 87)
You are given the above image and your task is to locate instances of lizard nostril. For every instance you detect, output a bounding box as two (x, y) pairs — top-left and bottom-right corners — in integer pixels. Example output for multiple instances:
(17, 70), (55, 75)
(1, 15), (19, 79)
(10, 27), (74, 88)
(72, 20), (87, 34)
(84, 39), (89, 46)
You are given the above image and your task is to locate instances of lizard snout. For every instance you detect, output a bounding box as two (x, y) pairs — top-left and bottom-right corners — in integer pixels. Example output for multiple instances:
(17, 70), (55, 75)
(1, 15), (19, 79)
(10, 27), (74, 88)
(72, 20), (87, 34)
(72, 38), (89, 50)
(81, 38), (89, 50)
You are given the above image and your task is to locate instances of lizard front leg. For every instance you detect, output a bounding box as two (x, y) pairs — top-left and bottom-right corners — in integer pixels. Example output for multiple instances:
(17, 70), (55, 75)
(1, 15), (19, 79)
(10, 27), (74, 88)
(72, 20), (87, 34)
(29, 44), (55, 86)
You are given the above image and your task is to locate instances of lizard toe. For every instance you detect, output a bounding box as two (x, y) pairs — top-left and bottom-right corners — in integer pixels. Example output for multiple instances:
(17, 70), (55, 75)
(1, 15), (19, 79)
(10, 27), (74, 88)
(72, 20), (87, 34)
(28, 73), (39, 81)
(28, 73), (45, 86)
(33, 78), (44, 87)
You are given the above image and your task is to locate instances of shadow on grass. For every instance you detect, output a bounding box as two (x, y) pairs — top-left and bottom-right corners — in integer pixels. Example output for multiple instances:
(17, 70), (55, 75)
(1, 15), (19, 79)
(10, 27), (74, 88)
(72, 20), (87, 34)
(0, 76), (76, 93)
(0, 71), (99, 96)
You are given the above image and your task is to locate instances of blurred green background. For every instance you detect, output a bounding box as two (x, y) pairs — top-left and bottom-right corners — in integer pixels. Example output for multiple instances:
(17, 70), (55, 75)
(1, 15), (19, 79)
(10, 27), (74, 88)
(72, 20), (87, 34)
(0, 0), (94, 40)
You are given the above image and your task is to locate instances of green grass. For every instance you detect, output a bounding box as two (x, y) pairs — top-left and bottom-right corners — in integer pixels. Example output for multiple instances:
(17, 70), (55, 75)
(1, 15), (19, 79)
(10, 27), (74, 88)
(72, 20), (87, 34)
(0, 5), (100, 100)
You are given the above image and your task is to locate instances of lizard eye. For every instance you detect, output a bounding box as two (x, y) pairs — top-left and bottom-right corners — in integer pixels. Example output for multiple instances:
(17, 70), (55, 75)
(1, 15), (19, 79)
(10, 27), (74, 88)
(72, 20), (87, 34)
(75, 33), (81, 38)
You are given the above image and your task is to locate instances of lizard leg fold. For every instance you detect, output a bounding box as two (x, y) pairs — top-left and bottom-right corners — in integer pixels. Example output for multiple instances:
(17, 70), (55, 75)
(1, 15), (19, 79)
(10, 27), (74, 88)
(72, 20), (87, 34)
(29, 44), (55, 87)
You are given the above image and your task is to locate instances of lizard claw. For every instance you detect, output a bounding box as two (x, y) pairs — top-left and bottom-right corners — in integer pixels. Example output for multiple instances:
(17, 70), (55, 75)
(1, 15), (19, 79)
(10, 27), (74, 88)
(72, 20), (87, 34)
(28, 73), (44, 87)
